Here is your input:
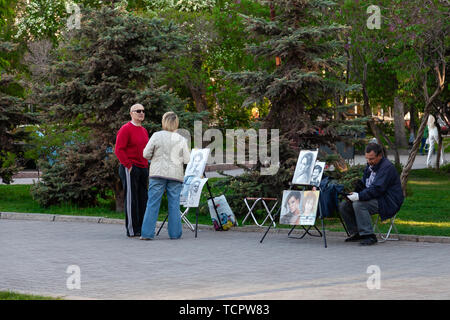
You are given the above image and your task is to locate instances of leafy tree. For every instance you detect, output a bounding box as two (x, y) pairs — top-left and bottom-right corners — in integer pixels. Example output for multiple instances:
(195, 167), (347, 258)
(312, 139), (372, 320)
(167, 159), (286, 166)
(333, 0), (407, 165)
(32, 6), (200, 210)
(390, 0), (448, 192)
(0, 0), (37, 183)
(150, 0), (271, 127)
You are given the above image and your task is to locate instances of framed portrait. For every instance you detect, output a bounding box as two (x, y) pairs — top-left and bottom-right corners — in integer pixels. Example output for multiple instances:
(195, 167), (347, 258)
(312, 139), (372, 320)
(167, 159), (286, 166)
(279, 190), (320, 226)
(279, 190), (302, 225)
(185, 148), (210, 178)
(309, 161), (325, 187)
(299, 191), (320, 226)
(185, 177), (208, 208)
(180, 175), (195, 205)
(292, 150), (318, 185)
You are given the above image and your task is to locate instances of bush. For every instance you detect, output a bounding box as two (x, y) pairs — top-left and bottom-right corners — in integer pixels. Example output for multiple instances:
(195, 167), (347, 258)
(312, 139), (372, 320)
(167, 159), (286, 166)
(30, 141), (117, 208)
(440, 163), (450, 174)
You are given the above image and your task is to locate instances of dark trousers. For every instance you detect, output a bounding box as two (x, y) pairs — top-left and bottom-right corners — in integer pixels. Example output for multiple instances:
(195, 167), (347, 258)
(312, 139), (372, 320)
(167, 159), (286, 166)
(119, 165), (149, 237)
(339, 199), (379, 236)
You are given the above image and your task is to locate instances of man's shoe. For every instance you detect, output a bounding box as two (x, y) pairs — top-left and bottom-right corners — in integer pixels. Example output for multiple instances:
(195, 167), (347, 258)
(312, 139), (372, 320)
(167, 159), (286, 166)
(345, 233), (363, 242)
(360, 234), (378, 246)
(140, 237), (152, 240)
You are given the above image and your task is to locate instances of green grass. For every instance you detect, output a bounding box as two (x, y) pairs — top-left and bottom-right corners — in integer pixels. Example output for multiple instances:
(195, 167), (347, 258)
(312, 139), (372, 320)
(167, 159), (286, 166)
(444, 137), (450, 153)
(0, 290), (61, 300)
(0, 180), (216, 226)
(1, 170), (449, 236)
(327, 168), (450, 236)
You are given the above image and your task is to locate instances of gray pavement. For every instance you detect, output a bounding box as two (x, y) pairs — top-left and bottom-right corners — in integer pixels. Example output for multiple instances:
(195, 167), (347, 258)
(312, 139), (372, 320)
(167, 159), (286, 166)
(1, 219), (449, 300)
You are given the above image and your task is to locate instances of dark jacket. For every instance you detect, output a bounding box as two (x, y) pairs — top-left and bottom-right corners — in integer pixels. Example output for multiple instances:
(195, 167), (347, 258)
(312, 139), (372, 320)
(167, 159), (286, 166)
(318, 176), (344, 218)
(358, 157), (404, 220)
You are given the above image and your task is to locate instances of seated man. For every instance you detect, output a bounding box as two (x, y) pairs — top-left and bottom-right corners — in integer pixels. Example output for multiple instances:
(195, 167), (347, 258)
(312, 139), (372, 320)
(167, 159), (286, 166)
(339, 143), (404, 246)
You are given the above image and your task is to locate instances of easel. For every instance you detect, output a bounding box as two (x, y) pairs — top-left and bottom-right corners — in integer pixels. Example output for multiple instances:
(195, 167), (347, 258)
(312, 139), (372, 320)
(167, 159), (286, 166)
(157, 170), (222, 238)
(259, 183), (328, 248)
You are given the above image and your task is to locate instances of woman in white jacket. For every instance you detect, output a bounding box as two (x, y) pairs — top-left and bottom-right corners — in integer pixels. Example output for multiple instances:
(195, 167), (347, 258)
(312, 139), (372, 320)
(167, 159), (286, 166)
(140, 112), (190, 240)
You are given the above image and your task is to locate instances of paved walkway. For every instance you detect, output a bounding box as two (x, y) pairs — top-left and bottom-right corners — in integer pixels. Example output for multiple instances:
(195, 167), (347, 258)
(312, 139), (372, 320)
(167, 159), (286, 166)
(1, 219), (449, 300)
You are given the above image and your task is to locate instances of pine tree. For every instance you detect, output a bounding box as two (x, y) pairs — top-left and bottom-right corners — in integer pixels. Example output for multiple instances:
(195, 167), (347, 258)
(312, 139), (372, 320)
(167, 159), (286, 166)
(216, 0), (363, 202)
(33, 6), (200, 210)
(225, 0), (359, 148)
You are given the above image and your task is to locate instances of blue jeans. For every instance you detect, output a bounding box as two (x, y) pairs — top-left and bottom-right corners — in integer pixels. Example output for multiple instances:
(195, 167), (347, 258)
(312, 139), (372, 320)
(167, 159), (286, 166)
(141, 178), (183, 239)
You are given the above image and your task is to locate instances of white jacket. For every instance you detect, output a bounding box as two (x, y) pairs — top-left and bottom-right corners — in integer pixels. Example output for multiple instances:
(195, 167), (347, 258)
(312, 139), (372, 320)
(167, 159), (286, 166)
(143, 130), (190, 182)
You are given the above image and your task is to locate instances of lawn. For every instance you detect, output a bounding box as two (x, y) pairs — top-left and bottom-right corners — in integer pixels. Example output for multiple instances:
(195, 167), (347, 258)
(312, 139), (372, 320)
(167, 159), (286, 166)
(0, 169), (449, 236)
(0, 290), (61, 300)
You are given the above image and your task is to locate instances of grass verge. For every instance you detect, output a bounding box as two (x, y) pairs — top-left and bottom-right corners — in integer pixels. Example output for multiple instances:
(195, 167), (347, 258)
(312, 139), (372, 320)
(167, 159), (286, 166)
(0, 169), (449, 236)
(0, 290), (61, 300)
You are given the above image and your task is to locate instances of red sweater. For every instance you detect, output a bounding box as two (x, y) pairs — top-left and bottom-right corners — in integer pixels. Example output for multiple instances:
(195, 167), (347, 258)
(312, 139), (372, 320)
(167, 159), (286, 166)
(115, 122), (149, 169)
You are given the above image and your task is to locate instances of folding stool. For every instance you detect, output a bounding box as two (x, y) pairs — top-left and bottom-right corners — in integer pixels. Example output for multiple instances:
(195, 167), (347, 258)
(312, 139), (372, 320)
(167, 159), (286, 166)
(373, 213), (400, 242)
(242, 197), (278, 227)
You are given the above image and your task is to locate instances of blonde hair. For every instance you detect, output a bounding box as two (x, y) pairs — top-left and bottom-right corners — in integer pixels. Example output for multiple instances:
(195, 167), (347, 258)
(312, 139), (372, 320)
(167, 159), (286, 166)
(162, 111), (179, 132)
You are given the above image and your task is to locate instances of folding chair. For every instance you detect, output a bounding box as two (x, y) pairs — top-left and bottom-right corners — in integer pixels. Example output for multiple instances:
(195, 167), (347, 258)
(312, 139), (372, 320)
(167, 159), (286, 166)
(180, 207), (195, 232)
(242, 197), (278, 227)
(373, 213), (400, 242)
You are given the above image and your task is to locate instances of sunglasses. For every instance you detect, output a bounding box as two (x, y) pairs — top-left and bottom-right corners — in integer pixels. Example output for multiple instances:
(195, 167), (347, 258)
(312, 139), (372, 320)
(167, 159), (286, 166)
(133, 110), (145, 114)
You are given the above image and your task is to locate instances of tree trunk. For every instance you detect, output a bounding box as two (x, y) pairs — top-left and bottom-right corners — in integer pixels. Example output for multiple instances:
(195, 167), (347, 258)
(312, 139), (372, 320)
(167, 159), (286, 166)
(436, 125), (443, 169)
(393, 96), (408, 149)
(188, 83), (208, 113)
(400, 62), (445, 196)
(362, 78), (400, 166)
(400, 108), (430, 196)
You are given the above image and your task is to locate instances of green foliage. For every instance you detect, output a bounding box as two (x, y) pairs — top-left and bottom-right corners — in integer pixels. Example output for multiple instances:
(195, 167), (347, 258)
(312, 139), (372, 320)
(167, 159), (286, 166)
(31, 141), (116, 207)
(0, 75), (36, 183)
(22, 123), (90, 165)
(150, 0), (271, 126)
(33, 6), (201, 208)
(15, 0), (67, 43)
(0, 151), (19, 184)
(144, 0), (216, 12)
(325, 164), (365, 193)
(440, 163), (450, 175)
(212, 137), (298, 218)
(224, 0), (356, 147)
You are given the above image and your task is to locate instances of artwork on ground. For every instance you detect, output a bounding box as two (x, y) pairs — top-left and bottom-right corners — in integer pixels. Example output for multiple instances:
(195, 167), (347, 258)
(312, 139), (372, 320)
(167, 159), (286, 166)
(279, 190), (320, 226)
(292, 150), (318, 185)
(207, 195), (237, 231)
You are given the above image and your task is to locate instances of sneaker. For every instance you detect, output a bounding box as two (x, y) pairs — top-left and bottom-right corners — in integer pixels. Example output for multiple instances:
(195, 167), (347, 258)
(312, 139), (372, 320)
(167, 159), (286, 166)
(359, 234), (378, 246)
(345, 233), (363, 242)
